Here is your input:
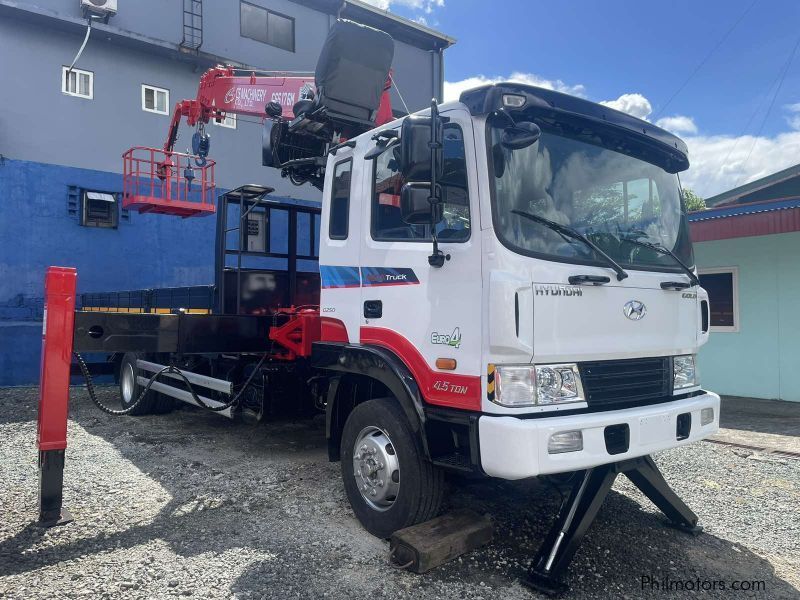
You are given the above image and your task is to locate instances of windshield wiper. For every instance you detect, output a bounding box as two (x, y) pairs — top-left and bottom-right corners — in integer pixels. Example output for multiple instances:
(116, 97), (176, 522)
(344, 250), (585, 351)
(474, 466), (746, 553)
(511, 210), (629, 281)
(622, 235), (700, 286)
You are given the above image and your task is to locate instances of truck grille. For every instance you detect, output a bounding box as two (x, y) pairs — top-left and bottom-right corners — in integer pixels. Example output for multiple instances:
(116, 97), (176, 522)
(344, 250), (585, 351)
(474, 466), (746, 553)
(579, 357), (672, 409)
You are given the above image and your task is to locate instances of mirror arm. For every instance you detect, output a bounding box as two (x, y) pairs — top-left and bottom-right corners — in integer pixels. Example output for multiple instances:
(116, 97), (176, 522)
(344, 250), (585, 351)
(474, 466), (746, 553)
(427, 100), (449, 268)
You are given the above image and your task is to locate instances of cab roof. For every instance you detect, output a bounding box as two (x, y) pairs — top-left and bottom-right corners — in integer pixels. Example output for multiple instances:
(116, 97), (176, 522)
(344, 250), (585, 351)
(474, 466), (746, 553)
(460, 83), (690, 173)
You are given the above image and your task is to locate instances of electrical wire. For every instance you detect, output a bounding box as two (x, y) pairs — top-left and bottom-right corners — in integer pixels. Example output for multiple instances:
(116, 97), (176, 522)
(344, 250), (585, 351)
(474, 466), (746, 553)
(735, 31), (800, 186)
(654, 0), (759, 120)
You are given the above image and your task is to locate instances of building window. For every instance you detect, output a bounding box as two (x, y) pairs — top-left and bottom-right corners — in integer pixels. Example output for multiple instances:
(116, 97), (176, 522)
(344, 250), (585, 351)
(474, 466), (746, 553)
(213, 113), (237, 129)
(698, 267), (739, 332)
(240, 1), (295, 52)
(62, 66), (93, 99)
(142, 84), (170, 115)
(329, 159), (352, 240)
(81, 191), (119, 229)
(371, 124), (471, 242)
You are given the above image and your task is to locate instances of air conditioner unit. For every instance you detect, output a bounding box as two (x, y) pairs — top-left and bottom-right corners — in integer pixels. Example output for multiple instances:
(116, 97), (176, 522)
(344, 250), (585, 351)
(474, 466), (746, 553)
(81, 0), (117, 17)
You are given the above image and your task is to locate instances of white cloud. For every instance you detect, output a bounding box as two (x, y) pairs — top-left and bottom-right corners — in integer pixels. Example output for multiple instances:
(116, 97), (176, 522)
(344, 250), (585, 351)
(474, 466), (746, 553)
(360, 0), (443, 14)
(655, 115), (698, 135)
(681, 131), (800, 198)
(443, 72), (586, 103)
(600, 93), (652, 121)
(785, 102), (800, 130)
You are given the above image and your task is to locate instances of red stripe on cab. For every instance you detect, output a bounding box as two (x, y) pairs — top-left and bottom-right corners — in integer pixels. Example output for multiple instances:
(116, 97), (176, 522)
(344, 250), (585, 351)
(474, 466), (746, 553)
(360, 326), (481, 411)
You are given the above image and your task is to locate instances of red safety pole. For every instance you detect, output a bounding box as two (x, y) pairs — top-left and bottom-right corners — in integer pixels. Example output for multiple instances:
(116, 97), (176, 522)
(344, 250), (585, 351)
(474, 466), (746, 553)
(37, 266), (77, 526)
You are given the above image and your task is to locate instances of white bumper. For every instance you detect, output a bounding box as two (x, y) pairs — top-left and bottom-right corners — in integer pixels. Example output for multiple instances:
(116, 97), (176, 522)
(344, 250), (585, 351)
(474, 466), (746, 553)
(478, 392), (720, 480)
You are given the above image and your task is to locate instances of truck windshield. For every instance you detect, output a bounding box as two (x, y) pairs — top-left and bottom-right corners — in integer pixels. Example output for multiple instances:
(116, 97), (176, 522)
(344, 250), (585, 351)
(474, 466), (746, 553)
(489, 124), (694, 272)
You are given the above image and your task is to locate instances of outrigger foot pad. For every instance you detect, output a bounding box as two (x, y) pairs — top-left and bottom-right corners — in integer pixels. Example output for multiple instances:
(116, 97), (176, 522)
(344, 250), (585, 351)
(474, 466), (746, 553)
(523, 455), (702, 594)
(665, 520), (704, 536)
(38, 507), (73, 528)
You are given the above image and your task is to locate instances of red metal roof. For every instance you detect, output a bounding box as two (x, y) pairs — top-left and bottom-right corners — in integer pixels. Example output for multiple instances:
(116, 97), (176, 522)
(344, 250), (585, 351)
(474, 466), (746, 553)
(690, 205), (800, 242)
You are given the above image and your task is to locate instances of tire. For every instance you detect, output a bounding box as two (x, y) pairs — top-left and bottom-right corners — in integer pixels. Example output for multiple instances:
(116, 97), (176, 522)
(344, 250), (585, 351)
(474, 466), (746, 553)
(118, 353), (157, 415)
(340, 398), (444, 539)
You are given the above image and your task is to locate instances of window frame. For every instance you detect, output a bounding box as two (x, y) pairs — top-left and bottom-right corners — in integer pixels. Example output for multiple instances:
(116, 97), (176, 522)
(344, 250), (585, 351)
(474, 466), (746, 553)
(213, 113), (237, 129)
(61, 66), (94, 99)
(141, 84), (170, 115)
(239, 1), (296, 53)
(328, 158), (353, 241)
(698, 266), (739, 333)
(80, 190), (119, 229)
(370, 124), (472, 244)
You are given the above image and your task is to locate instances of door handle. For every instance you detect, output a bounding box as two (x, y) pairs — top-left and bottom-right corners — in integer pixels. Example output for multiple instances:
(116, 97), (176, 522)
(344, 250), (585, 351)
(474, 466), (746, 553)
(364, 300), (382, 319)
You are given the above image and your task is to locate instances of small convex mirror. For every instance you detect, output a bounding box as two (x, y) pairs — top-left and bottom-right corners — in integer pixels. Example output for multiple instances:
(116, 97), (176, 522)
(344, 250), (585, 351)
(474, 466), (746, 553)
(501, 121), (541, 150)
(400, 182), (442, 225)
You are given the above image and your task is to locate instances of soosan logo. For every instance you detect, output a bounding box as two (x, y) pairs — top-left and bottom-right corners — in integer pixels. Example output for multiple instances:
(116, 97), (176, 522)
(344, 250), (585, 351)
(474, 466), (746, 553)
(224, 87), (236, 104)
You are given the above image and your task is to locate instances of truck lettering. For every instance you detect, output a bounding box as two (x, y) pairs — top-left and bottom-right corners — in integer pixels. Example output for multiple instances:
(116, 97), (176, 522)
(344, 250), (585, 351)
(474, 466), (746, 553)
(534, 284), (583, 297)
(433, 380), (468, 395)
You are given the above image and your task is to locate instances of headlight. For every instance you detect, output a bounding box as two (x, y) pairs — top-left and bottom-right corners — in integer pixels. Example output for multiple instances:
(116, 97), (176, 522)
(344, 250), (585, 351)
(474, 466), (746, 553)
(493, 363), (585, 408)
(673, 354), (697, 390)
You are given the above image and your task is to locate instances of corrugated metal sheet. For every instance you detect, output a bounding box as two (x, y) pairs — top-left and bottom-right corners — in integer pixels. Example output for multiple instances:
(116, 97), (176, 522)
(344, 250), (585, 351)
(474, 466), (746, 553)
(690, 206), (800, 242)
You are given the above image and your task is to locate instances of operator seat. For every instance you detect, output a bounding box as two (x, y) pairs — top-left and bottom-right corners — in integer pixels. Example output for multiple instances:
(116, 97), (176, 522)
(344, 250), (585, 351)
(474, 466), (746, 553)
(307, 19), (395, 126)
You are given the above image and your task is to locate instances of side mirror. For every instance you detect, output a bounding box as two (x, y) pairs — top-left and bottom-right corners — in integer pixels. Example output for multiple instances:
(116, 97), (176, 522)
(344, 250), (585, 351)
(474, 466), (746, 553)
(501, 121), (541, 150)
(400, 115), (443, 180)
(400, 182), (441, 225)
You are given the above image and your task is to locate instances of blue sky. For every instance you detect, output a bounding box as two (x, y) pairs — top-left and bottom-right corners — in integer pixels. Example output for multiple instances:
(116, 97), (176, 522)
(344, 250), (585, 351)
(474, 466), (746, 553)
(367, 0), (800, 198)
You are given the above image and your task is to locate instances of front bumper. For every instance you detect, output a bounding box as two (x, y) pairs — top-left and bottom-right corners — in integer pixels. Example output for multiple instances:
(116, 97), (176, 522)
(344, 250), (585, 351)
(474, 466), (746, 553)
(478, 392), (720, 480)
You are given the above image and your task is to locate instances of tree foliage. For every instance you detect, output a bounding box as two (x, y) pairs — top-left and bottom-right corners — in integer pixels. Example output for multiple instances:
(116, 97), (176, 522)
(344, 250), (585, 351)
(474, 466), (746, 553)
(683, 188), (706, 212)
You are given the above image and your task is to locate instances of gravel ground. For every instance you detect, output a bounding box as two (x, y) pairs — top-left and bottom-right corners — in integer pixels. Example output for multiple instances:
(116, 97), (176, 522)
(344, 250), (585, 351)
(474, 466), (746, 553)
(1, 386), (798, 599)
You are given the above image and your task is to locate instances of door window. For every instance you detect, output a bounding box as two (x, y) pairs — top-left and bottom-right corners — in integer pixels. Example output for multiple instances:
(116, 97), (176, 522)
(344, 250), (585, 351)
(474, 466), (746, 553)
(371, 124), (470, 242)
(329, 159), (352, 240)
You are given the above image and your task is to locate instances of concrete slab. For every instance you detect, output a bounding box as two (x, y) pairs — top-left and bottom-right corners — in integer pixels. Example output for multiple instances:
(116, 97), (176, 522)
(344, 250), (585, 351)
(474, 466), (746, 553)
(709, 396), (800, 454)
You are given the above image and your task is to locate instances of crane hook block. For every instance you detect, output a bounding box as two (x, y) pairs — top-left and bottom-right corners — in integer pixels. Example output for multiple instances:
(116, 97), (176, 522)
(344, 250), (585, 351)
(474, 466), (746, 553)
(192, 131), (210, 167)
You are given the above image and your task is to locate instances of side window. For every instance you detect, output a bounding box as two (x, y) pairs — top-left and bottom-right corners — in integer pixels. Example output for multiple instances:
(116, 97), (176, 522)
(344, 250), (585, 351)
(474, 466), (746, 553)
(698, 268), (739, 332)
(372, 124), (471, 242)
(329, 159), (352, 240)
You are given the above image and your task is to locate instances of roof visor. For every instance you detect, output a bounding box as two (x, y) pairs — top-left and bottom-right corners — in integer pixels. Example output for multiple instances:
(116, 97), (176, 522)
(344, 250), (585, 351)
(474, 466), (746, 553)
(461, 83), (690, 174)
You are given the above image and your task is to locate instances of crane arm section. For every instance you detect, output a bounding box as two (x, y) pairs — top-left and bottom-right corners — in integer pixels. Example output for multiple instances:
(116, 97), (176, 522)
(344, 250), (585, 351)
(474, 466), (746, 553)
(163, 66), (394, 154)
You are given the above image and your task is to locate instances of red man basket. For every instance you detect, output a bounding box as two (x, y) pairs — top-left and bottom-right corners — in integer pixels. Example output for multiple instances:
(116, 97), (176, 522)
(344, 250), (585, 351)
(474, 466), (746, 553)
(122, 147), (216, 217)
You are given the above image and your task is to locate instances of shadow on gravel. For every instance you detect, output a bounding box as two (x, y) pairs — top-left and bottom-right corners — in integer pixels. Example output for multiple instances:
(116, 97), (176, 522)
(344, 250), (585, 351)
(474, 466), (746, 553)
(2, 387), (798, 599)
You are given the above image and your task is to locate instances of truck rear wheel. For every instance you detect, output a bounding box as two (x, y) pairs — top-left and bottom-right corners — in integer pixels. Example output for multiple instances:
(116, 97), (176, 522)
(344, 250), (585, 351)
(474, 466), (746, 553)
(118, 353), (157, 415)
(340, 398), (444, 538)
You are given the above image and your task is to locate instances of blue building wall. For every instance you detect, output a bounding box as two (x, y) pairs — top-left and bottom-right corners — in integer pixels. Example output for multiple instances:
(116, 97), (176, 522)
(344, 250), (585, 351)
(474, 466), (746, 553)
(0, 158), (216, 386)
(694, 231), (800, 402)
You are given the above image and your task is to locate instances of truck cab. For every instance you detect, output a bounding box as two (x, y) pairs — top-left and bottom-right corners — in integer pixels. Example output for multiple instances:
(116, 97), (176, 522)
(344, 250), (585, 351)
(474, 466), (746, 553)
(315, 82), (719, 535)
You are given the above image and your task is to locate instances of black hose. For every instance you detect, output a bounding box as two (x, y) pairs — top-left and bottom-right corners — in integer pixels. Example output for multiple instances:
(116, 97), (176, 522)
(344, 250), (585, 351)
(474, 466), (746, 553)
(73, 352), (268, 415)
(74, 352), (170, 416)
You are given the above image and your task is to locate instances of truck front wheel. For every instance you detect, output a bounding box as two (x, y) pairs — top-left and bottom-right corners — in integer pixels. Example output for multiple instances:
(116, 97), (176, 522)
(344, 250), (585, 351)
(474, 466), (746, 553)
(340, 398), (444, 538)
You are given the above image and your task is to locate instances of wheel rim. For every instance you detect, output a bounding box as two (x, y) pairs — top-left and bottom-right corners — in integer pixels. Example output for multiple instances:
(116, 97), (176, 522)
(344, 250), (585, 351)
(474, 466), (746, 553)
(352, 426), (400, 511)
(121, 363), (135, 404)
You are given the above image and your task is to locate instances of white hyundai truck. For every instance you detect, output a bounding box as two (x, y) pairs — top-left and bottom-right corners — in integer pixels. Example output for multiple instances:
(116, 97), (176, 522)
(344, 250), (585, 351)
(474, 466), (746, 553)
(69, 20), (719, 594)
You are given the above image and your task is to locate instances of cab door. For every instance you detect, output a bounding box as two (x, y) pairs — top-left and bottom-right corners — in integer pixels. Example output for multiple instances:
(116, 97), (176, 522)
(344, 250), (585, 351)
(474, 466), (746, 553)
(319, 147), (361, 342)
(358, 110), (483, 411)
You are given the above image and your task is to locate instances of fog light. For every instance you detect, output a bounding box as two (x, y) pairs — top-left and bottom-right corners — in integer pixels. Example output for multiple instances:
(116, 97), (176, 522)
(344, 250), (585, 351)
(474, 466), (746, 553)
(701, 407), (714, 426)
(548, 430), (583, 454)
